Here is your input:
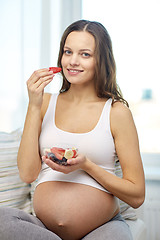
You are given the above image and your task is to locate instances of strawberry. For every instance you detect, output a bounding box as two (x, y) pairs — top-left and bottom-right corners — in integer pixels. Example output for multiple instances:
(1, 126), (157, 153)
(51, 147), (65, 154)
(72, 149), (77, 158)
(49, 67), (62, 74)
(50, 147), (65, 160)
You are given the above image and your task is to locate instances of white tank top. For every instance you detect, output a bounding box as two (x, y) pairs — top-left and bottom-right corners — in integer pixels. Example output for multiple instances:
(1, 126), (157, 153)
(37, 93), (116, 192)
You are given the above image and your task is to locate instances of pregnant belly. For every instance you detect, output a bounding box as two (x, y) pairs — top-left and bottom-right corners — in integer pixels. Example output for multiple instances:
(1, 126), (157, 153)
(33, 181), (119, 240)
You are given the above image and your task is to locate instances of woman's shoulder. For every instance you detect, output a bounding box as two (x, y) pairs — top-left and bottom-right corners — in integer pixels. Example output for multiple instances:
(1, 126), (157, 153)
(110, 101), (134, 135)
(111, 100), (131, 117)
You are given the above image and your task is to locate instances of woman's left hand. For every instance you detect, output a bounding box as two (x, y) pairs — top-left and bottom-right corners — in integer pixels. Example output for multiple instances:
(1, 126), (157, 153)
(42, 154), (88, 174)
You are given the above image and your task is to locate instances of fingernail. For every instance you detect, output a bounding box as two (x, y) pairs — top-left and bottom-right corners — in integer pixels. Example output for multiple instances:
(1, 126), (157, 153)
(67, 159), (71, 164)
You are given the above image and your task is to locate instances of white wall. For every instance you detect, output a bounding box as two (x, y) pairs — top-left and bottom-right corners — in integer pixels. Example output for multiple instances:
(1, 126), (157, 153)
(0, 0), (82, 132)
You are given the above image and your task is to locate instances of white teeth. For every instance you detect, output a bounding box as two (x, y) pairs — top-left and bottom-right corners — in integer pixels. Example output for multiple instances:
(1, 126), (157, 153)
(69, 69), (80, 73)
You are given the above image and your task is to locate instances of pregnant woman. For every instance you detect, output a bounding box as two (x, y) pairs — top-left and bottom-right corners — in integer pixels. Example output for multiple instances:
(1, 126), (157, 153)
(0, 20), (145, 240)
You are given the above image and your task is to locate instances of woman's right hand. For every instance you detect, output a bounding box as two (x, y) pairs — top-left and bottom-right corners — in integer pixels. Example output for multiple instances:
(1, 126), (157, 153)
(26, 68), (54, 109)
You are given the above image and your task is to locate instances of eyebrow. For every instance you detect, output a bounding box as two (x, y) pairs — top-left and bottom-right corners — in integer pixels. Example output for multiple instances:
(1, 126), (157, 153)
(64, 46), (93, 52)
(80, 49), (92, 52)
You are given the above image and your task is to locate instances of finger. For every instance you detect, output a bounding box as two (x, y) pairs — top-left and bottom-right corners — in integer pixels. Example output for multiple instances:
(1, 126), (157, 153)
(32, 74), (54, 89)
(29, 71), (54, 85)
(27, 69), (54, 85)
(67, 158), (77, 165)
(43, 157), (65, 171)
(42, 156), (79, 174)
(35, 78), (54, 93)
(28, 75), (54, 94)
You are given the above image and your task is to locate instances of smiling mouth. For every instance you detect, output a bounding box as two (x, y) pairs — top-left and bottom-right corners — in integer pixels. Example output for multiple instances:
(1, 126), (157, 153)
(67, 69), (83, 73)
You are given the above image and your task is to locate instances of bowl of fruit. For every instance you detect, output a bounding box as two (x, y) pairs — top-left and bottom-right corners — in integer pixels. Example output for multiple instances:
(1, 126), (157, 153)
(44, 147), (78, 165)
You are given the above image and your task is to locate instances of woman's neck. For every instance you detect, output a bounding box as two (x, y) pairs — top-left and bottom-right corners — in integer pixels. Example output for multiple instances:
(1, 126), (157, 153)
(65, 84), (99, 103)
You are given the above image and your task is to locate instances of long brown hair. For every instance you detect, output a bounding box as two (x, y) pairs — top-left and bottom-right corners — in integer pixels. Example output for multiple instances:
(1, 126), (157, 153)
(57, 20), (128, 107)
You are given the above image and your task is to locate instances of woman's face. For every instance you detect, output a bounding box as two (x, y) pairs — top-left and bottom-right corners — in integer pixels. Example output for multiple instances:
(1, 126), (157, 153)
(61, 31), (96, 86)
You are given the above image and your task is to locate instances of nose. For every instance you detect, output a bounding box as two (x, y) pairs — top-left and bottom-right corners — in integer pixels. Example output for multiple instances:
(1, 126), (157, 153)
(69, 53), (79, 66)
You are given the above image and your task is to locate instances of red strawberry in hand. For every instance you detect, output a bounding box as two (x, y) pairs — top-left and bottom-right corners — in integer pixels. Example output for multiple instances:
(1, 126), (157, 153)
(49, 67), (62, 74)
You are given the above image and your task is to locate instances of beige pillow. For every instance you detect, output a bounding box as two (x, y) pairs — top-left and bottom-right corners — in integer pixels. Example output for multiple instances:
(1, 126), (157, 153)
(0, 129), (32, 213)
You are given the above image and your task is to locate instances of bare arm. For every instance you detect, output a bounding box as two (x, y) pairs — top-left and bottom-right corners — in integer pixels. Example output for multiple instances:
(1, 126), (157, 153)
(17, 69), (53, 183)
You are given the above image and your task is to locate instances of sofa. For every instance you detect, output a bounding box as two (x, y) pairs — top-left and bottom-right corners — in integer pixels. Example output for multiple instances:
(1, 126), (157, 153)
(0, 129), (146, 239)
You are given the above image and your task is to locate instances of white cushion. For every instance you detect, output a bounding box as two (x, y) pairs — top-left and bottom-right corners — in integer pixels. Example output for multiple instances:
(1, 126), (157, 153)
(0, 129), (31, 213)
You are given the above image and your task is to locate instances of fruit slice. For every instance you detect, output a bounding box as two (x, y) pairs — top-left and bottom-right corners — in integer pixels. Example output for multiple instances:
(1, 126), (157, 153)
(49, 67), (62, 73)
(64, 148), (77, 159)
(64, 149), (74, 159)
(50, 147), (65, 160)
(71, 148), (77, 158)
